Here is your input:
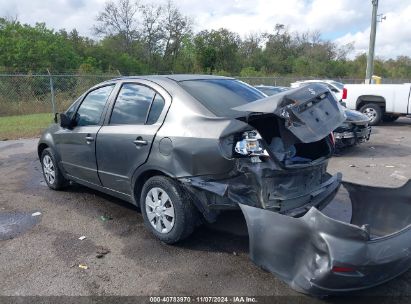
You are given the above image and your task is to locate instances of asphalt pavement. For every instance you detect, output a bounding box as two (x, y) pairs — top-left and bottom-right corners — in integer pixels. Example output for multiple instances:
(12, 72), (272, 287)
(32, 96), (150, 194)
(1, 118), (411, 298)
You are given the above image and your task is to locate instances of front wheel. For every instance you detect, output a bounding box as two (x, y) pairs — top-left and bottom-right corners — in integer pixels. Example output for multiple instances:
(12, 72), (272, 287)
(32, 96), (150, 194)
(140, 176), (199, 244)
(359, 103), (382, 126)
(41, 148), (68, 190)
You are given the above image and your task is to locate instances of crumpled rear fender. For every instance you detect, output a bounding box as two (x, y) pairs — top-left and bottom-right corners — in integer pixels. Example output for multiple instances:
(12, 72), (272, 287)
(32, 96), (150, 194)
(239, 180), (411, 295)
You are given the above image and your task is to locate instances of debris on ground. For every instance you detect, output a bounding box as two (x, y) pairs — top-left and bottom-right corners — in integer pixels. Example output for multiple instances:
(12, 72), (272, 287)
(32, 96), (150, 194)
(78, 264), (88, 270)
(233, 252), (238, 256)
(366, 164), (377, 168)
(385, 165), (395, 168)
(100, 215), (113, 222)
(78, 236), (86, 240)
(349, 164), (356, 168)
(96, 247), (110, 259)
(31, 212), (41, 217)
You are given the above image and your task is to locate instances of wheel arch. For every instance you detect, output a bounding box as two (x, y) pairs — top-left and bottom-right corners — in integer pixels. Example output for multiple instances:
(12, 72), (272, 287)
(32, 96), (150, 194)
(38, 142), (49, 159)
(132, 167), (175, 206)
(356, 95), (386, 111)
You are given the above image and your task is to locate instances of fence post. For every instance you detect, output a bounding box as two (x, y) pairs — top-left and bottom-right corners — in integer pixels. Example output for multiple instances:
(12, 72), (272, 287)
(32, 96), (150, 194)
(47, 70), (56, 115)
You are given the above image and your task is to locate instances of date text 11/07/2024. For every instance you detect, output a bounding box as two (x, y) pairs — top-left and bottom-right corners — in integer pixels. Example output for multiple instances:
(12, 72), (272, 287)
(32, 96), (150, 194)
(149, 296), (258, 303)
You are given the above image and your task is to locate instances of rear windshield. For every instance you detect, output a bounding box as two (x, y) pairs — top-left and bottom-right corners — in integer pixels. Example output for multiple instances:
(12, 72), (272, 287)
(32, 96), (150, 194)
(179, 79), (265, 117)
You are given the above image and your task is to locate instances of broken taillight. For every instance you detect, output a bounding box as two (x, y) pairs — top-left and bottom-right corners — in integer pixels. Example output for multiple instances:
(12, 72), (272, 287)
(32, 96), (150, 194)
(342, 87), (347, 100)
(235, 131), (267, 156)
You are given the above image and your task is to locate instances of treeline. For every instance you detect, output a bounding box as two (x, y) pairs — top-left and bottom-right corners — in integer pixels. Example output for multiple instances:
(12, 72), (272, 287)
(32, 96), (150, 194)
(1, 0), (410, 79)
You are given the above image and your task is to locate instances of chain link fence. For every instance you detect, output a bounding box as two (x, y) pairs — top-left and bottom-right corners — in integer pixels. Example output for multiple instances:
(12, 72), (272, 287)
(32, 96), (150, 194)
(0, 74), (119, 116)
(0, 73), (410, 117)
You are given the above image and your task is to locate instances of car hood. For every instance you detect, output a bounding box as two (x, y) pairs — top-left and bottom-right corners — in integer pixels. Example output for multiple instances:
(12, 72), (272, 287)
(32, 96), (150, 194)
(344, 108), (370, 125)
(233, 83), (346, 143)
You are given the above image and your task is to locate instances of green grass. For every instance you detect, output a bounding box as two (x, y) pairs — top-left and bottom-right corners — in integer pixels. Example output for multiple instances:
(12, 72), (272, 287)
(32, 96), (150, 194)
(0, 113), (53, 140)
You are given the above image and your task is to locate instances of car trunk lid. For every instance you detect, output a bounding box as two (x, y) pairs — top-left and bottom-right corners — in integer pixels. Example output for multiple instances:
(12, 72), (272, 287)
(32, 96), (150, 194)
(233, 83), (346, 143)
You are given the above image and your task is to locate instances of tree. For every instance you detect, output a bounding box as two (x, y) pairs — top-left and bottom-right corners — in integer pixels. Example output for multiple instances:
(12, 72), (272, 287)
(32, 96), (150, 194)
(239, 33), (264, 71)
(262, 24), (294, 74)
(2, 11), (411, 79)
(194, 29), (241, 74)
(140, 2), (164, 61)
(93, 0), (140, 53)
(0, 19), (79, 72)
(161, 0), (193, 69)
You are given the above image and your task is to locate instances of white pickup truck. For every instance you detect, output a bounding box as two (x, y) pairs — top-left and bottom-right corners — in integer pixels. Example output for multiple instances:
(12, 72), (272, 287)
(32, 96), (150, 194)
(342, 84), (411, 125)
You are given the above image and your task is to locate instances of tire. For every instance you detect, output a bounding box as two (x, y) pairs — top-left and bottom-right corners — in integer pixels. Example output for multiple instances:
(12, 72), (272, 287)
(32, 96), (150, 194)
(382, 115), (399, 122)
(40, 148), (68, 190)
(140, 176), (199, 244)
(359, 103), (382, 126)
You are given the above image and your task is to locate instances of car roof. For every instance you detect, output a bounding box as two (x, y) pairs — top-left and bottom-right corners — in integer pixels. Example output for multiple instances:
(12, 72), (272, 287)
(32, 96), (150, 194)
(294, 80), (335, 84)
(294, 80), (346, 86)
(255, 85), (286, 88)
(105, 74), (235, 83)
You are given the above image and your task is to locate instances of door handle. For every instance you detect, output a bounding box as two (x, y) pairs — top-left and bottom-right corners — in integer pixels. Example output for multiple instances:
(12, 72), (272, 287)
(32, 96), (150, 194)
(133, 137), (148, 146)
(85, 135), (94, 143)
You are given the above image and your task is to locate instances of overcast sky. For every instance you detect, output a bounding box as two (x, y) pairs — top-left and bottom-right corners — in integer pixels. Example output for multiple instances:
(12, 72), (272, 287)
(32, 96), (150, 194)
(1, 0), (410, 59)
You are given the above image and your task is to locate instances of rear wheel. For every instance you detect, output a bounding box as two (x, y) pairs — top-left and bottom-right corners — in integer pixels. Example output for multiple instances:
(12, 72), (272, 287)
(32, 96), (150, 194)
(359, 103), (382, 126)
(41, 148), (68, 190)
(140, 176), (199, 244)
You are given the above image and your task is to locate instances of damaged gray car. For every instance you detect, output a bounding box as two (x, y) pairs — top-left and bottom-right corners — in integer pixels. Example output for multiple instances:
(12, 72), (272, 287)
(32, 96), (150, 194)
(38, 75), (411, 295)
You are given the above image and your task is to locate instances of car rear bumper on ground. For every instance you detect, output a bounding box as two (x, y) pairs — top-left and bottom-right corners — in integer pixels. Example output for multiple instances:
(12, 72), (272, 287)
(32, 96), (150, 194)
(239, 180), (411, 295)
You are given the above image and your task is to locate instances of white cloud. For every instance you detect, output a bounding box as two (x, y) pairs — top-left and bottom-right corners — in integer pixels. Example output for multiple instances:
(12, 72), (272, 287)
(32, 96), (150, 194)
(1, 0), (104, 37)
(1, 0), (410, 59)
(335, 3), (411, 59)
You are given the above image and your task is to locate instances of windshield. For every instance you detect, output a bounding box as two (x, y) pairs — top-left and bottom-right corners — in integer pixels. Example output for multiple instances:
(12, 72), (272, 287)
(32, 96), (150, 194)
(179, 79), (265, 117)
(330, 81), (344, 90)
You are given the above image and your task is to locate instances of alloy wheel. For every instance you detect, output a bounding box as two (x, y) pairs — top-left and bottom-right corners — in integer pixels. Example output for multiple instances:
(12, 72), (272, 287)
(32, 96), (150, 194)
(42, 154), (55, 185)
(363, 107), (378, 123)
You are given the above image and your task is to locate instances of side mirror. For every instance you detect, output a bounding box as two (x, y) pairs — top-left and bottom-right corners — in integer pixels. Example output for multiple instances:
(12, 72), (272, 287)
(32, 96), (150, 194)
(60, 113), (73, 129)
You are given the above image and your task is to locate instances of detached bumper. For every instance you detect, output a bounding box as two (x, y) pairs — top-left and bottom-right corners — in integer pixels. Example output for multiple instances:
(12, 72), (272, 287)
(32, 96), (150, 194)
(239, 180), (411, 295)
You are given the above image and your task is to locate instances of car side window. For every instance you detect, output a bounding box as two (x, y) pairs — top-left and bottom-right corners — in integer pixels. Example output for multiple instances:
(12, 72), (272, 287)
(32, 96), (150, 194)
(110, 83), (157, 125)
(75, 85), (114, 127)
(65, 94), (84, 119)
(146, 94), (165, 124)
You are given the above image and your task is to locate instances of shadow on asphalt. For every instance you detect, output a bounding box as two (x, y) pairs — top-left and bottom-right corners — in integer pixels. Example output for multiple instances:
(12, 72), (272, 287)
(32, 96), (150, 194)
(53, 182), (250, 254)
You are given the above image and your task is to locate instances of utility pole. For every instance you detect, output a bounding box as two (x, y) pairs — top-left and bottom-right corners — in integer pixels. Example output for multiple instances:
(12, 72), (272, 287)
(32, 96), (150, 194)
(365, 0), (379, 84)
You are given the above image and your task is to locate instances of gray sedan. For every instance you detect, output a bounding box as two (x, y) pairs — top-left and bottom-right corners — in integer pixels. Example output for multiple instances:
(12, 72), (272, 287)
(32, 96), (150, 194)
(38, 75), (411, 295)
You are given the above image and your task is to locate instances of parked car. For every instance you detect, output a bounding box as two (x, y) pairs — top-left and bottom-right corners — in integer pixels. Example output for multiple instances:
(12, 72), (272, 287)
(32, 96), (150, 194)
(333, 110), (371, 149)
(342, 83), (411, 125)
(290, 79), (345, 101)
(39, 76), (343, 243)
(254, 85), (289, 96)
(255, 85), (371, 149)
(38, 75), (411, 295)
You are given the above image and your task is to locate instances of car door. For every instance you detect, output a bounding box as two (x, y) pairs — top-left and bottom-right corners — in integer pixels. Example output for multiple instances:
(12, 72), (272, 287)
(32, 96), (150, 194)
(96, 81), (170, 194)
(55, 84), (116, 185)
